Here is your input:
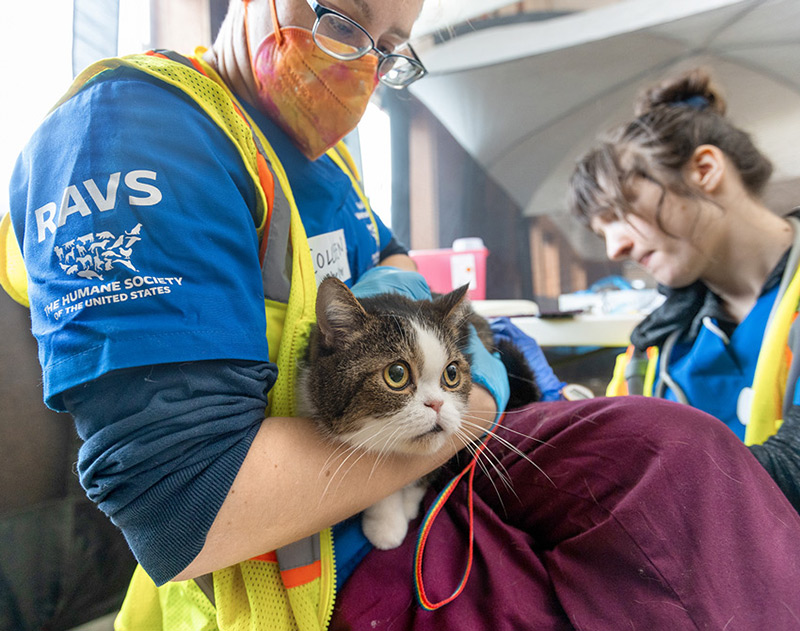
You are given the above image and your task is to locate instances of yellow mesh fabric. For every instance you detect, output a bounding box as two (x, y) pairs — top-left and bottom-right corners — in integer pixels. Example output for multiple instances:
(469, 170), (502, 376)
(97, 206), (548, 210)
(277, 527), (337, 630)
(217, 563), (326, 631)
(214, 562), (295, 630)
(287, 583), (323, 628)
(264, 299), (287, 365)
(115, 565), (218, 631)
(745, 265), (800, 445)
(0, 212), (29, 307)
(230, 79), (320, 420)
(115, 566), (164, 631)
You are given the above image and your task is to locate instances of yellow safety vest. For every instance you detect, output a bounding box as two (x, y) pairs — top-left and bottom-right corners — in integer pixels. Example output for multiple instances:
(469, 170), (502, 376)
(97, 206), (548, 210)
(605, 345), (658, 398)
(0, 48), (377, 631)
(606, 264), (800, 447)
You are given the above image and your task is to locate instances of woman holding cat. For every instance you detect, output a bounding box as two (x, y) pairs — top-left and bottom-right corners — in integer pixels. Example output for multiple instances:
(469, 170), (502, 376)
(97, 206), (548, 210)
(2, 1), (799, 629)
(569, 67), (800, 513)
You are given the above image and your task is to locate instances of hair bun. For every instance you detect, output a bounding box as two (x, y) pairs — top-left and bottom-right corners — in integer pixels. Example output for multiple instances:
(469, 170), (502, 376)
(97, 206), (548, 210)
(634, 67), (727, 117)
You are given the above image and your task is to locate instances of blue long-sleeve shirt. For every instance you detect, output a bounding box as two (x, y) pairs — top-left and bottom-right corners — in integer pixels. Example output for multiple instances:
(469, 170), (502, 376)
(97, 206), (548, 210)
(62, 360), (273, 584)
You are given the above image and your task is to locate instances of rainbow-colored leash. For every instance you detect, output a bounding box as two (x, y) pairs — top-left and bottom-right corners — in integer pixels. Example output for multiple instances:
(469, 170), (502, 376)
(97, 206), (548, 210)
(413, 413), (504, 610)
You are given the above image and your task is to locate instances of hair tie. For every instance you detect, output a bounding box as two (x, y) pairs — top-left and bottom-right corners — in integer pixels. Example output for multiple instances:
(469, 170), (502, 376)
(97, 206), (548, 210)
(676, 94), (710, 110)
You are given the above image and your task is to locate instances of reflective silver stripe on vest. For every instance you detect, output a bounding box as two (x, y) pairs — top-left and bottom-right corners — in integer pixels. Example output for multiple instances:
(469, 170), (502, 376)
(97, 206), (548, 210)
(252, 130), (292, 304)
(249, 109), (320, 585)
(276, 533), (322, 572)
(194, 573), (215, 605)
(624, 348), (649, 396)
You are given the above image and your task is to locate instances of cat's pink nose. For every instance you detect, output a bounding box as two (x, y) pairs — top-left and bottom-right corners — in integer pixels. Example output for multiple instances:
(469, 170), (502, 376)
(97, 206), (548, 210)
(425, 399), (443, 414)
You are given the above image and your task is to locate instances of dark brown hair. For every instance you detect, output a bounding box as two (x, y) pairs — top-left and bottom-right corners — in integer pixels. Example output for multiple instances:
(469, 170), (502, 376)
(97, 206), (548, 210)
(568, 67), (773, 228)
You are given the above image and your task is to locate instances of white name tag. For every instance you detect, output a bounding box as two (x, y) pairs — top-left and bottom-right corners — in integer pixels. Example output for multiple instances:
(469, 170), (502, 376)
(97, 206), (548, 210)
(308, 229), (351, 286)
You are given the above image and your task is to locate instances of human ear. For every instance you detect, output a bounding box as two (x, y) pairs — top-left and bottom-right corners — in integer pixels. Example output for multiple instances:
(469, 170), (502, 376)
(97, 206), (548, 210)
(687, 144), (725, 194)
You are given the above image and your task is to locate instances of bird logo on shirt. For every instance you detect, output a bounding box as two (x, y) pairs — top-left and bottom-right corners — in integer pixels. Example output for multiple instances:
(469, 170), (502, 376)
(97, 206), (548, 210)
(55, 223), (142, 280)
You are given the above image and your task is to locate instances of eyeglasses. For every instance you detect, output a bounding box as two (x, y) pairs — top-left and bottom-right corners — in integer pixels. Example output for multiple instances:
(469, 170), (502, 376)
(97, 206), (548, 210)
(305, 0), (427, 89)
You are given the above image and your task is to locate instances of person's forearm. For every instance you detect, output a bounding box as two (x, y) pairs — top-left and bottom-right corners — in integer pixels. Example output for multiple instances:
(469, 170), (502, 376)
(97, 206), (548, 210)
(173, 385), (496, 581)
(378, 253), (417, 271)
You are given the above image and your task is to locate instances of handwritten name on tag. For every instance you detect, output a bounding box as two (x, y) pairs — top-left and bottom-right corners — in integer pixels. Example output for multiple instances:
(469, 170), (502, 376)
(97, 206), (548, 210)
(308, 229), (352, 286)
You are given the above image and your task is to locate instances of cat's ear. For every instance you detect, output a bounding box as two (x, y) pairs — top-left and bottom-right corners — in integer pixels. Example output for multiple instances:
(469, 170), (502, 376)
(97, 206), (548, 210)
(435, 284), (471, 323)
(316, 277), (368, 348)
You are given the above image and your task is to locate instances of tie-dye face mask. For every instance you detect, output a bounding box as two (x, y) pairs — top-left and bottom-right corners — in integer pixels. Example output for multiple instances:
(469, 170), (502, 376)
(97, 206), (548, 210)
(247, 0), (378, 160)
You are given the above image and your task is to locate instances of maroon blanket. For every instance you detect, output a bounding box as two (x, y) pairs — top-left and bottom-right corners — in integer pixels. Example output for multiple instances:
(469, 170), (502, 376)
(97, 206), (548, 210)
(333, 397), (800, 630)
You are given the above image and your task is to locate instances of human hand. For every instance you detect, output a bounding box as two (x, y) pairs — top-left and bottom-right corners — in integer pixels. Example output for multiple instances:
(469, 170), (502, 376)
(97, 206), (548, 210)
(350, 266), (432, 301)
(467, 324), (510, 430)
(489, 317), (566, 401)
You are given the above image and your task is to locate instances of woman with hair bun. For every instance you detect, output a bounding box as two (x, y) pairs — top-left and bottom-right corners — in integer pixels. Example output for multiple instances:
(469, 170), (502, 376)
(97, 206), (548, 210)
(569, 67), (800, 512)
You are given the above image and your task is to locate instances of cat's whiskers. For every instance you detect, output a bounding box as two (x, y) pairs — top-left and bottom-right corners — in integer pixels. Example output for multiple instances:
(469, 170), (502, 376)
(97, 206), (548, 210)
(469, 430), (516, 494)
(460, 416), (556, 488)
(367, 423), (409, 481)
(335, 420), (414, 493)
(454, 426), (517, 508)
(450, 429), (478, 463)
(451, 428), (511, 511)
(319, 421), (398, 500)
(461, 410), (555, 446)
(320, 436), (362, 477)
(332, 448), (377, 501)
(320, 442), (368, 502)
(319, 420), (386, 479)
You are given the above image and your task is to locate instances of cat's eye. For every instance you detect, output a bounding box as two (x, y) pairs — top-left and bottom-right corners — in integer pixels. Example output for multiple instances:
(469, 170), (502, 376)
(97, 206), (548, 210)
(442, 362), (460, 388)
(383, 361), (410, 390)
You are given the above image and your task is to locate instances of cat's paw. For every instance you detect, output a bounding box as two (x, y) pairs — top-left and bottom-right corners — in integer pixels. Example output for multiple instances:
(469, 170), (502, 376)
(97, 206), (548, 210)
(362, 509), (409, 550)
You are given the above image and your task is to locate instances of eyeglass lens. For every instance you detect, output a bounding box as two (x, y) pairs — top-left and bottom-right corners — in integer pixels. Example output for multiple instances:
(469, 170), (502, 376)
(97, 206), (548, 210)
(313, 12), (425, 87)
(315, 13), (372, 58)
(378, 56), (424, 86)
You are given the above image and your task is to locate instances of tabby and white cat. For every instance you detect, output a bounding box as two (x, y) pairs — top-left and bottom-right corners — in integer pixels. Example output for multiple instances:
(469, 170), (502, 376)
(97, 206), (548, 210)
(297, 276), (538, 550)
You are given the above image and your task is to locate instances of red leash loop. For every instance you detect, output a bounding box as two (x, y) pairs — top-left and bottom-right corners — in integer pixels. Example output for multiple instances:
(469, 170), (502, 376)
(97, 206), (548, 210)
(413, 414), (504, 610)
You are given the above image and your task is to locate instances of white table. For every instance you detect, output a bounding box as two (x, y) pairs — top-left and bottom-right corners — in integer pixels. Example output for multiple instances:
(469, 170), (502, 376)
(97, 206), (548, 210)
(471, 300), (641, 347)
(508, 314), (641, 347)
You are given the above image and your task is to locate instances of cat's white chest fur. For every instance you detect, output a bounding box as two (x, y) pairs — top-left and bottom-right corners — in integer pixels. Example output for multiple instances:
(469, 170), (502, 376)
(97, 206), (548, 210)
(362, 482), (429, 550)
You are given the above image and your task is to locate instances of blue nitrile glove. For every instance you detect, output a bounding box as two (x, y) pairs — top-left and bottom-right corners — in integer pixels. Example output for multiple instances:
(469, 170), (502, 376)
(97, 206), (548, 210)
(489, 317), (566, 401)
(467, 324), (510, 427)
(350, 266), (432, 301)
